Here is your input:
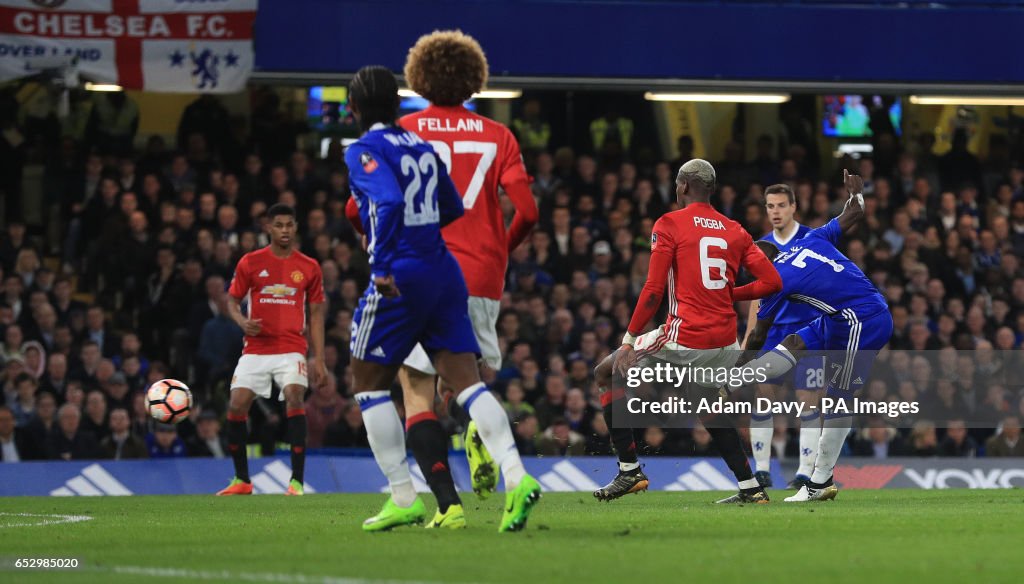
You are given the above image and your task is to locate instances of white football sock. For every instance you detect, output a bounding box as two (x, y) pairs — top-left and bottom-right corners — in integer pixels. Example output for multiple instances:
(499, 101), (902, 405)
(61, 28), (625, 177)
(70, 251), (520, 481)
(797, 411), (821, 478)
(356, 390), (417, 507)
(740, 345), (797, 385)
(749, 413), (774, 473)
(811, 416), (851, 485)
(738, 478), (760, 490)
(457, 382), (526, 489)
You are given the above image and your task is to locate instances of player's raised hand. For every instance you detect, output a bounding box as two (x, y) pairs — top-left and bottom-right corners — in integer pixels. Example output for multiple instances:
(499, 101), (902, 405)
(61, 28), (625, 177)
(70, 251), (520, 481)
(374, 275), (401, 298)
(241, 318), (262, 336)
(613, 344), (637, 378)
(844, 169), (865, 207)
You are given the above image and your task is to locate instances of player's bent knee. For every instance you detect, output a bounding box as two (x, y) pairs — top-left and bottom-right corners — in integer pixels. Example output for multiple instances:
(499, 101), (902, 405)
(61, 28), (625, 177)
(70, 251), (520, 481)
(351, 359), (400, 392)
(432, 351), (480, 390)
(781, 334), (806, 353)
(401, 365), (434, 383)
(283, 385), (305, 404)
(228, 389), (254, 414)
(398, 366), (436, 401)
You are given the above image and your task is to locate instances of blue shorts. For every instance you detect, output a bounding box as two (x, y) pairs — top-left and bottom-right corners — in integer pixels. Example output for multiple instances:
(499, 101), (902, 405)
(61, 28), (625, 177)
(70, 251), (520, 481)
(350, 253), (480, 365)
(761, 324), (827, 390)
(796, 309), (893, 397)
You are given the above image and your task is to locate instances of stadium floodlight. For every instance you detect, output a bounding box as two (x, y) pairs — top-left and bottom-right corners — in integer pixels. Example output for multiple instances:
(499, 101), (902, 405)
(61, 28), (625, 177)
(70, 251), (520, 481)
(84, 83), (124, 92)
(909, 95), (1024, 106)
(644, 92), (791, 103)
(398, 88), (522, 99)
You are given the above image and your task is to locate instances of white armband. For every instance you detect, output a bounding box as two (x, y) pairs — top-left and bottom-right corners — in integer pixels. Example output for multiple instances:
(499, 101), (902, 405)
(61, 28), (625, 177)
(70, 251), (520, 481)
(621, 332), (637, 347)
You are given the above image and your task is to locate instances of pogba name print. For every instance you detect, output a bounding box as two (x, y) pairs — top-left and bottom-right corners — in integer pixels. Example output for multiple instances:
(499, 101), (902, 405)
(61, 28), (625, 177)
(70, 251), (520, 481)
(693, 216), (725, 230)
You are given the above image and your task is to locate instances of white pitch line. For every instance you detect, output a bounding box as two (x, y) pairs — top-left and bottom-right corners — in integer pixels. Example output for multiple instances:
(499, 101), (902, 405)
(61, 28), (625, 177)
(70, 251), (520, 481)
(0, 512), (94, 528)
(105, 565), (445, 584)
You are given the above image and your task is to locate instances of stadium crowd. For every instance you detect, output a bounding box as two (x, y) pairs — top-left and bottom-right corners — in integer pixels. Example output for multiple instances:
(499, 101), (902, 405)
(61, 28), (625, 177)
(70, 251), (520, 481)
(1, 90), (1023, 464)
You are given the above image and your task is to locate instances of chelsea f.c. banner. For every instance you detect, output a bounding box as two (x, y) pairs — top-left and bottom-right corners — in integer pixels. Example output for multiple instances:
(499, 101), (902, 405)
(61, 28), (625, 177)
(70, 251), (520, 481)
(0, 0), (257, 93)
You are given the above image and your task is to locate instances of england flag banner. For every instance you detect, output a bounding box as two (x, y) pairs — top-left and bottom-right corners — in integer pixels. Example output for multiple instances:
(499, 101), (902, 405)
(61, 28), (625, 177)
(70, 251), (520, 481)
(0, 0), (257, 93)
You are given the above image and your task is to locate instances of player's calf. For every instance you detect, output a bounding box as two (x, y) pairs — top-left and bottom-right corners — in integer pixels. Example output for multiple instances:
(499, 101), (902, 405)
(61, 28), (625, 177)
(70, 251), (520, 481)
(702, 411), (764, 502)
(435, 352), (529, 489)
(284, 385), (307, 489)
(353, 359), (419, 512)
(221, 387), (255, 491)
(406, 411), (462, 515)
(595, 351), (641, 476)
(793, 388), (822, 487)
(750, 382), (777, 486)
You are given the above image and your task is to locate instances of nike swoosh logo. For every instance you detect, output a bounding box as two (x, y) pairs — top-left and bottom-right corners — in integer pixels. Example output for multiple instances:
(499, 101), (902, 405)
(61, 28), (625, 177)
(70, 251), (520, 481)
(505, 501), (514, 512)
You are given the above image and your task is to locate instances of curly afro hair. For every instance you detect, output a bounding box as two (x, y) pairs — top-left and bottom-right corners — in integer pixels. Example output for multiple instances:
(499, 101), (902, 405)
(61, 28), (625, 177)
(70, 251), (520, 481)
(404, 30), (488, 106)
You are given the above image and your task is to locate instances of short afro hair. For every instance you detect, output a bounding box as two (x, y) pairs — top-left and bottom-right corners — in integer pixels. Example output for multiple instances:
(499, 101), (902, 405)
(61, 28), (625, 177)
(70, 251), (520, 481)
(404, 30), (487, 106)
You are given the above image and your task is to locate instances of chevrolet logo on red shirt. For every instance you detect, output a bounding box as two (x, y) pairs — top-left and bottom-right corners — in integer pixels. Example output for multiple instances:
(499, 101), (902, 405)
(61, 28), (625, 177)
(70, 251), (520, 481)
(260, 284), (297, 298)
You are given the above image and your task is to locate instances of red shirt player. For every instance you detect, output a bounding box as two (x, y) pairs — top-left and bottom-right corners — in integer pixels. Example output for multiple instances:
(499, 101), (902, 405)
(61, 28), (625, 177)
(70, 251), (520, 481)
(345, 31), (538, 500)
(401, 104), (536, 298)
(347, 106), (536, 299)
(593, 159), (782, 505)
(217, 203), (326, 497)
(344, 34), (538, 374)
(227, 246), (324, 356)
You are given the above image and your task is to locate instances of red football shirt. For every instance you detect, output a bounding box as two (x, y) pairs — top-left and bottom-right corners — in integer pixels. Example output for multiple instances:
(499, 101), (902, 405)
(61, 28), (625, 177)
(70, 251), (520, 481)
(228, 247), (325, 355)
(399, 105), (535, 300)
(627, 202), (780, 349)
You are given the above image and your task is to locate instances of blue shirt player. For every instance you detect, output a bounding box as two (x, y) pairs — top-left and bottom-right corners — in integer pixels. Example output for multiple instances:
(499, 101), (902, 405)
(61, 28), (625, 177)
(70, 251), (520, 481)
(738, 170), (893, 502)
(344, 66), (541, 534)
(743, 182), (860, 490)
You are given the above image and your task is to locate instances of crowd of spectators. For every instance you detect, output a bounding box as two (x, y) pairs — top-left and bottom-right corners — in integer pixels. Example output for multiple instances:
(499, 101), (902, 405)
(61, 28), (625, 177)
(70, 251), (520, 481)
(1, 89), (1023, 465)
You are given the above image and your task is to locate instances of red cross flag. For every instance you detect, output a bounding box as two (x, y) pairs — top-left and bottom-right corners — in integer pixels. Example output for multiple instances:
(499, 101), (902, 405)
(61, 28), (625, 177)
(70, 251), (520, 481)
(0, 0), (257, 93)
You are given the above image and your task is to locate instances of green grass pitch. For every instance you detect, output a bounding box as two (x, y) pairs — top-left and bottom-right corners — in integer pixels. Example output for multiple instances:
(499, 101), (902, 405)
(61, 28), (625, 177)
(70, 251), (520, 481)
(1, 490), (1022, 583)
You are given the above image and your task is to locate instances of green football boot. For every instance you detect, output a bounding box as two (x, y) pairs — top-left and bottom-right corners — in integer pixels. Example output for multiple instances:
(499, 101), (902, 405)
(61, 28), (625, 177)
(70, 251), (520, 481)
(498, 474), (542, 533)
(362, 496), (427, 532)
(465, 421), (497, 499)
(425, 504), (467, 529)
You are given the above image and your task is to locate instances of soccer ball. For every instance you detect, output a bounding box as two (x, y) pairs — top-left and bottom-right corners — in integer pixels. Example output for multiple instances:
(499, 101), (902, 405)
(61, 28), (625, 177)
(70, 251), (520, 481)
(147, 379), (193, 424)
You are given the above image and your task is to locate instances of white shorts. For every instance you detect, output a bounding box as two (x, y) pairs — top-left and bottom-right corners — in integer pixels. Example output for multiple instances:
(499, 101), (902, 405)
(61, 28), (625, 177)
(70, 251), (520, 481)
(231, 352), (308, 400)
(634, 325), (740, 388)
(403, 296), (501, 375)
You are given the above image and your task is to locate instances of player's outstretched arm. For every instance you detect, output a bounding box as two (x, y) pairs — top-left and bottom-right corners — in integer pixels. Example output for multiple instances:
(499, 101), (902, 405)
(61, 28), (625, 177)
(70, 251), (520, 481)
(733, 240), (782, 302)
(836, 168), (865, 234)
